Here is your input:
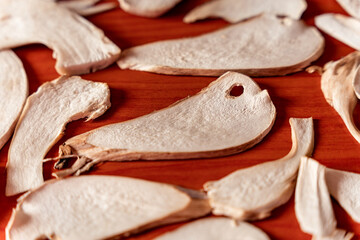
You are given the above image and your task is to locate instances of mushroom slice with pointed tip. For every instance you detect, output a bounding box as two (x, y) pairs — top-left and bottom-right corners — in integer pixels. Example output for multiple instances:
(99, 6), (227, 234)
(336, 0), (360, 19)
(118, 14), (324, 77)
(0, 50), (28, 150)
(6, 175), (211, 240)
(5, 76), (110, 196)
(204, 117), (314, 221)
(184, 0), (307, 24)
(155, 217), (270, 240)
(54, 72), (276, 178)
(0, 0), (120, 76)
(119, 0), (182, 18)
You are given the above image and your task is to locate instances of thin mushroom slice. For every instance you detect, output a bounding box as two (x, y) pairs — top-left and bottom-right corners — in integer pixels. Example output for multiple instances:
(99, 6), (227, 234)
(0, 0), (120, 76)
(54, 72), (276, 178)
(184, 0), (307, 24)
(118, 14), (324, 77)
(320, 51), (360, 144)
(6, 76), (110, 196)
(353, 65), (360, 98)
(154, 217), (270, 240)
(0, 50), (28, 150)
(295, 157), (353, 239)
(55, 0), (117, 16)
(6, 176), (211, 240)
(204, 117), (314, 221)
(119, 0), (182, 18)
(336, 0), (360, 19)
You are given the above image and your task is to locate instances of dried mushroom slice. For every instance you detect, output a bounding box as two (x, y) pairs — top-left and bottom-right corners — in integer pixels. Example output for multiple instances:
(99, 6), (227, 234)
(119, 0), (182, 18)
(0, 50), (28, 150)
(0, 0), (120, 75)
(54, 72), (276, 178)
(6, 76), (110, 196)
(204, 118), (314, 221)
(184, 0), (307, 23)
(6, 176), (211, 240)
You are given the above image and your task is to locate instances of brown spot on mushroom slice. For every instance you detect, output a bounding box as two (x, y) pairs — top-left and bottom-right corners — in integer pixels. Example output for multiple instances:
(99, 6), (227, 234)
(6, 76), (111, 196)
(118, 0), (182, 18)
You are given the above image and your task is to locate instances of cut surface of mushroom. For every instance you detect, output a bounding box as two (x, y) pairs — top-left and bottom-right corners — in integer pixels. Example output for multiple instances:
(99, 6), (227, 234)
(320, 51), (360, 144)
(154, 217), (270, 240)
(0, 50), (28, 150)
(118, 14), (324, 77)
(0, 0), (120, 75)
(184, 0), (307, 23)
(119, 0), (182, 18)
(6, 76), (110, 196)
(54, 72), (276, 178)
(204, 118), (314, 220)
(336, 0), (360, 19)
(6, 176), (211, 240)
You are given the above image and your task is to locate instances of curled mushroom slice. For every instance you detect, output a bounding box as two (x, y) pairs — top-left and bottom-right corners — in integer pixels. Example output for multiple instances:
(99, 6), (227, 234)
(0, 50), (28, 150)
(6, 176), (211, 240)
(56, 0), (117, 16)
(184, 0), (307, 24)
(118, 14), (324, 77)
(320, 51), (360, 144)
(0, 0), (120, 76)
(155, 217), (270, 240)
(5, 76), (110, 196)
(336, 0), (360, 19)
(54, 72), (276, 178)
(119, 0), (182, 18)
(204, 118), (314, 221)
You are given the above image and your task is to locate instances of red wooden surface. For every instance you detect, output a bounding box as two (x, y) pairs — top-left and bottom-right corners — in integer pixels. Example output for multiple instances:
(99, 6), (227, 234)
(1, 0), (360, 239)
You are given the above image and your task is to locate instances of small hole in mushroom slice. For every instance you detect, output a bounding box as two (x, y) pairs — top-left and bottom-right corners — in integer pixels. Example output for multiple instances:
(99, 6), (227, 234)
(229, 85), (244, 97)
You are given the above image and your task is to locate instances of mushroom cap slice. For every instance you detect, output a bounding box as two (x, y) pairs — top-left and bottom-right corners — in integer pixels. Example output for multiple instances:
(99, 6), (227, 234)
(0, 50), (28, 150)
(118, 14), (324, 77)
(154, 217), (270, 240)
(184, 0), (307, 24)
(204, 117), (314, 221)
(336, 0), (360, 19)
(54, 72), (276, 178)
(119, 0), (182, 18)
(6, 175), (211, 240)
(6, 76), (111, 196)
(0, 0), (120, 75)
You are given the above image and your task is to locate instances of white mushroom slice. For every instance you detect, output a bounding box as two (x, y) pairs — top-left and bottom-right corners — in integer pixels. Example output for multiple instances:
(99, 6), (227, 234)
(118, 14), (324, 77)
(154, 217), (270, 240)
(6, 76), (110, 196)
(0, 0), (120, 76)
(204, 117), (314, 221)
(55, 0), (117, 16)
(184, 0), (307, 24)
(0, 50), (28, 150)
(336, 0), (360, 19)
(315, 14), (360, 51)
(119, 0), (182, 18)
(320, 51), (360, 144)
(54, 72), (276, 178)
(295, 157), (353, 239)
(6, 176), (211, 240)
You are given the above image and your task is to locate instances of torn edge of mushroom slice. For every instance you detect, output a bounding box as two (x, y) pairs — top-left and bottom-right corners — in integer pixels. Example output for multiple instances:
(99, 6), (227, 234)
(6, 175), (211, 240)
(336, 0), (360, 20)
(320, 51), (360, 144)
(0, 0), (121, 76)
(295, 157), (354, 240)
(118, 0), (183, 18)
(53, 72), (276, 178)
(0, 50), (28, 150)
(55, 0), (118, 16)
(184, 0), (307, 24)
(154, 217), (270, 240)
(204, 117), (314, 221)
(5, 76), (111, 196)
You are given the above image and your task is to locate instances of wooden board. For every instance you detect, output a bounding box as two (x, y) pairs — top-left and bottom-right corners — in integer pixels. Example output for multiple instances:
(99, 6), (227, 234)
(1, 0), (360, 239)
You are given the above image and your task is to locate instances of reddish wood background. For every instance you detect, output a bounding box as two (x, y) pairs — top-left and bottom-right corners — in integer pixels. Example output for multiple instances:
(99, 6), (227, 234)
(1, 0), (360, 239)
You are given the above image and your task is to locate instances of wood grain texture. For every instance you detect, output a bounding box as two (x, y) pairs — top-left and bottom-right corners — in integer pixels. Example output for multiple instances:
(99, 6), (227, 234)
(0, 0), (360, 239)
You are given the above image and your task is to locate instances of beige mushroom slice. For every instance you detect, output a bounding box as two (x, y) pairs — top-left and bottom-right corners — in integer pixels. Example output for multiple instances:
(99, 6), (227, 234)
(6, 175), (211, 240)
(204, 117), (314, 221)
(295, 157), (354, 240)
(184, 0), (307, 24)
(0, 0), (120, 76)
(54, 72), (276, 178)
(0, 50), (28, 150)
(6, 76), (110, 196)
(353, 65), (360, 98)
(154, 217), (270, 240)
(119, 0), (182, 18)
(55, 0), (117, 16)
(118, 14), (324, 77)
(336, 0), (360, 19)
(320, 51), (360, 144)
